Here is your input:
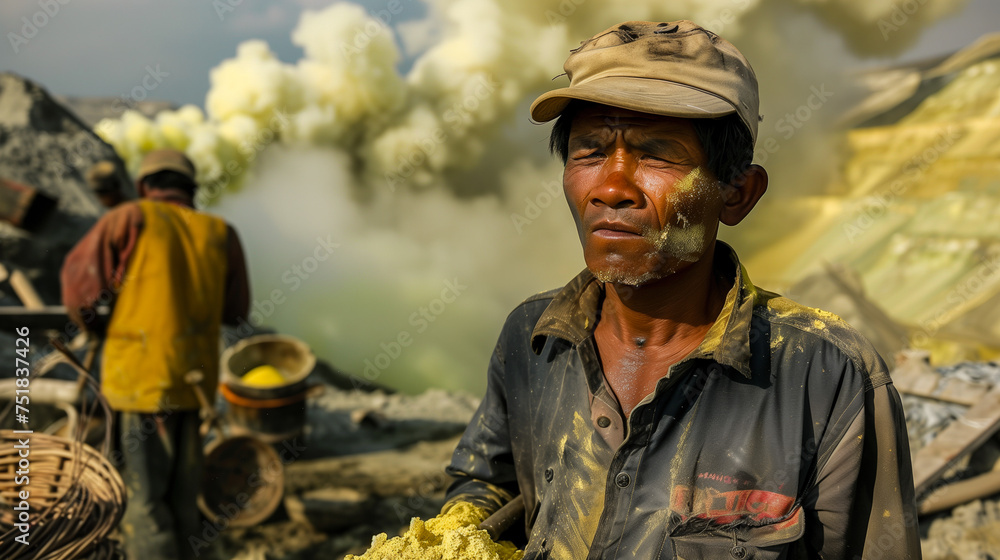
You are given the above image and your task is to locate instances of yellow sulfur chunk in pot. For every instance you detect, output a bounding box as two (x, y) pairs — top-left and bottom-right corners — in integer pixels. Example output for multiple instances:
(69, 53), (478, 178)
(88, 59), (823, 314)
(346, 502), (523, 560)
(241, 365), (286, 387)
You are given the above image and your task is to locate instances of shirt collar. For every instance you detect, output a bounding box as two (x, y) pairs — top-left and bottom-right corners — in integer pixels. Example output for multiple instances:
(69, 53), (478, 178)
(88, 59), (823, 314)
(530, 241), (759, 378)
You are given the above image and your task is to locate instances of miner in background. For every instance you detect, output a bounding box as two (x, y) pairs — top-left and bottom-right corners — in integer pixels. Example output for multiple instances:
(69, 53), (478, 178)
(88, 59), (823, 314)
(85, 160), (126, 209)
(441, 21), (920, 559)
(61, 149), (250, 559)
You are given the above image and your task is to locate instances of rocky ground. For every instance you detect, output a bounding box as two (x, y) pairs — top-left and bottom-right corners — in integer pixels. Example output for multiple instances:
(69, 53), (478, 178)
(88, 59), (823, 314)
(212, 386), (479, 560)
(922, 499), (1000, 560)
(904, 362), (1000, 559)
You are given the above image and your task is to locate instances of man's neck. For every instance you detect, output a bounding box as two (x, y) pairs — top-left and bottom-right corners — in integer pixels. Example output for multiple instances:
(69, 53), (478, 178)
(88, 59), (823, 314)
(598, 244), (728, 349)
(144, 188), (195, 208)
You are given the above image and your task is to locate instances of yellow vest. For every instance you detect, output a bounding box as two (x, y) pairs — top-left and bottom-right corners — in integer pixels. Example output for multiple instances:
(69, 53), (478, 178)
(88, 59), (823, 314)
(102, 200), (228, 412)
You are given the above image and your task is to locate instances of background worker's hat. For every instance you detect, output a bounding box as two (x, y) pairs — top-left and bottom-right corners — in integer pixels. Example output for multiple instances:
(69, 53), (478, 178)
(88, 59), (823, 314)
(530, 20), (761, 143)
(136, 149), (196, 182)
(85, 160), (120, 194)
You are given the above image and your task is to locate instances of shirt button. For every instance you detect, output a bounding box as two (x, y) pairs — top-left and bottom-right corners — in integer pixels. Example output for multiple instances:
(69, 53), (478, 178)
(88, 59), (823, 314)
(544, 468), (554, 482)
(615, 472), (630, 488)
(597, 416), (611, 428)
(730, 545), (748, 559)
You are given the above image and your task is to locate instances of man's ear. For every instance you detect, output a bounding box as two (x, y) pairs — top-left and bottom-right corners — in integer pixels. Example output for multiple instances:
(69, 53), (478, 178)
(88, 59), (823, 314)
(719, 164), (767, 226)
(136, 180), (147, 198)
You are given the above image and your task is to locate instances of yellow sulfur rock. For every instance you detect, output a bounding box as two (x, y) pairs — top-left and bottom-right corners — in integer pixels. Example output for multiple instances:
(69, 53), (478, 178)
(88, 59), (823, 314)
(346, 502), (524, 560)
(241, 365), (286, 387)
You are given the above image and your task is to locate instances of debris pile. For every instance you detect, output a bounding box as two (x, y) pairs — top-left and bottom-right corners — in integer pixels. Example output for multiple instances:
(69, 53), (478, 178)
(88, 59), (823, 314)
(892, 358), (1000, 559)
(210, 386), (481, 560)
(923, 500), (1000, 560)
(901, 361), (1000, 455)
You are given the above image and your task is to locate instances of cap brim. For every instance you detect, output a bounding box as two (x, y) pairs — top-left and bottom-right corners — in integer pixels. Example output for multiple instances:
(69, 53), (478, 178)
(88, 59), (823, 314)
(137, 162), (195, 182)
(530, 76), (737, 124)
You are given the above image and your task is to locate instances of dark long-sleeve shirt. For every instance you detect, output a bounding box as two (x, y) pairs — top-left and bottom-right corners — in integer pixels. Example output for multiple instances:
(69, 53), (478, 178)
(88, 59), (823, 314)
(445, 243), (920, 559)
(61, 189), (250, 330)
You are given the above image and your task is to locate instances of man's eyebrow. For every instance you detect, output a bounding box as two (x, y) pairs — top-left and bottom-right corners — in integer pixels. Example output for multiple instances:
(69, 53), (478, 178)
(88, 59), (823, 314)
(631, 137), (689, 155)
(567, 134), (607, 151)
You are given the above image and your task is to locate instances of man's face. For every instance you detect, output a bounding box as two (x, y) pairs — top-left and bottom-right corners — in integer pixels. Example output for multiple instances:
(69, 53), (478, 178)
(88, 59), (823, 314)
(563, 105), (726, 286)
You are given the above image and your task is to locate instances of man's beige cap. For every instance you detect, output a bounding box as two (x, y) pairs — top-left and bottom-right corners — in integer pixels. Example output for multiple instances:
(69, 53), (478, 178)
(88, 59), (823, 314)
(136, 149), (196, 182)
(86, 160), (119, 193)
(530, 21), (760, 143)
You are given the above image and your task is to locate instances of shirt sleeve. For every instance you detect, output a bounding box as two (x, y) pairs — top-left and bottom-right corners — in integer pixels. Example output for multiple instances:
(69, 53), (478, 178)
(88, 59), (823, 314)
(60, 204), (143, 330)
(443, 342), (520, 516)
(803, 381), (921, 559)
(222, 224), (250, 325)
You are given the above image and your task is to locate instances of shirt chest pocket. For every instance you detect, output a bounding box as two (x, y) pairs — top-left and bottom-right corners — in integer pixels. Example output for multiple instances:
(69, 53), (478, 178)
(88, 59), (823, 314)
(663, 506), (806, 560)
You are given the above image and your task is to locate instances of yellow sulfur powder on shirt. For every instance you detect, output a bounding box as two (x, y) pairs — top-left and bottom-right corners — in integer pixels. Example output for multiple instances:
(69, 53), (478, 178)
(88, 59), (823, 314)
(346, 502), (524, 560)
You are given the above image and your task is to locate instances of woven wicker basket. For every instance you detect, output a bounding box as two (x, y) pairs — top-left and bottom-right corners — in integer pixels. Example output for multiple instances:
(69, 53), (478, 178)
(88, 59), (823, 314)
(0, 430), (125, 559)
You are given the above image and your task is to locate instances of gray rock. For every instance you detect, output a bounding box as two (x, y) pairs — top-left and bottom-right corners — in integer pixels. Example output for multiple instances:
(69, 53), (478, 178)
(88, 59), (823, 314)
(0, 72), (134, 305)
(300, 387), (478, 458)
(284, 487), (375, 532)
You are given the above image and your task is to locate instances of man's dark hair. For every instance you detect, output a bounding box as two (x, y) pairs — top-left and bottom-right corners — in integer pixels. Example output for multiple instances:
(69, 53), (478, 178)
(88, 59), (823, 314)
(548, 100), (754, 185)
(141, 170), (198, 196)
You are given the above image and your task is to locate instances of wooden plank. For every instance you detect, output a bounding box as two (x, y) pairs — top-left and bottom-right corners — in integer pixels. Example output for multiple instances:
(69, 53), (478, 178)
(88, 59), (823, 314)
(0, 306), (109, 331)
(0, 306), (72, 330)
(919, 469), (1000, 515)
(936, 378), (990, 406)
(913, 384), (1000, 496)
(9, 269), (44, 309)
(0, 262), (46, 309)
(895, 374), (988, 406)
(0, 378), (80, 404)
(891, 353), (989, 406)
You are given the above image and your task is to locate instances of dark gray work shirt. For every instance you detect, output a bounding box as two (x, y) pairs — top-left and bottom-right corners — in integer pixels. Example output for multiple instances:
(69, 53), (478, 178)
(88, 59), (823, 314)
(445, 244), (920, 559)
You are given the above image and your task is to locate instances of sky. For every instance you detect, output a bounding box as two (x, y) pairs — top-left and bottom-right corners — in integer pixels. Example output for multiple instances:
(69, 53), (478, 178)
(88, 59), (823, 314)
(2, 0), (999, 108)
(3, 0), (431, 106)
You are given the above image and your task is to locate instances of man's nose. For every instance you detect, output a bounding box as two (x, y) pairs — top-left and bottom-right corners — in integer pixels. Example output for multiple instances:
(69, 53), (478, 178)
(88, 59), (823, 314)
(590, 160), (643, 210)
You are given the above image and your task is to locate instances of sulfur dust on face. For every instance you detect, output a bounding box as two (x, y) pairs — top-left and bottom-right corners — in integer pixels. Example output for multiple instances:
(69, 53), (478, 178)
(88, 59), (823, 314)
(584, 166), (724, 287)
(562, 107), (728, 287)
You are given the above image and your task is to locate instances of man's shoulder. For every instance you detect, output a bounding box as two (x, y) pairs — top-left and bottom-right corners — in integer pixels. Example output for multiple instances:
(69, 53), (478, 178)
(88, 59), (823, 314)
(753, 290), (890, 386)
(522, 287), (561, 306)
(90, 200), (144, 235)
(103, 199), (143, 218)
(504, 288), (560, 324)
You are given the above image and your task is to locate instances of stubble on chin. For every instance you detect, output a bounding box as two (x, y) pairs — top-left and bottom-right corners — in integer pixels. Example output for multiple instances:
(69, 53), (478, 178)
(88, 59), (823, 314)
(591, 167), (718, 287)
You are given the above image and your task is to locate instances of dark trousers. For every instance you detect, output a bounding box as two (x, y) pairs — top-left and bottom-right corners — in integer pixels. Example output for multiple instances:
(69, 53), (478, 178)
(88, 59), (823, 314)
(116, 410), (204, 560)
